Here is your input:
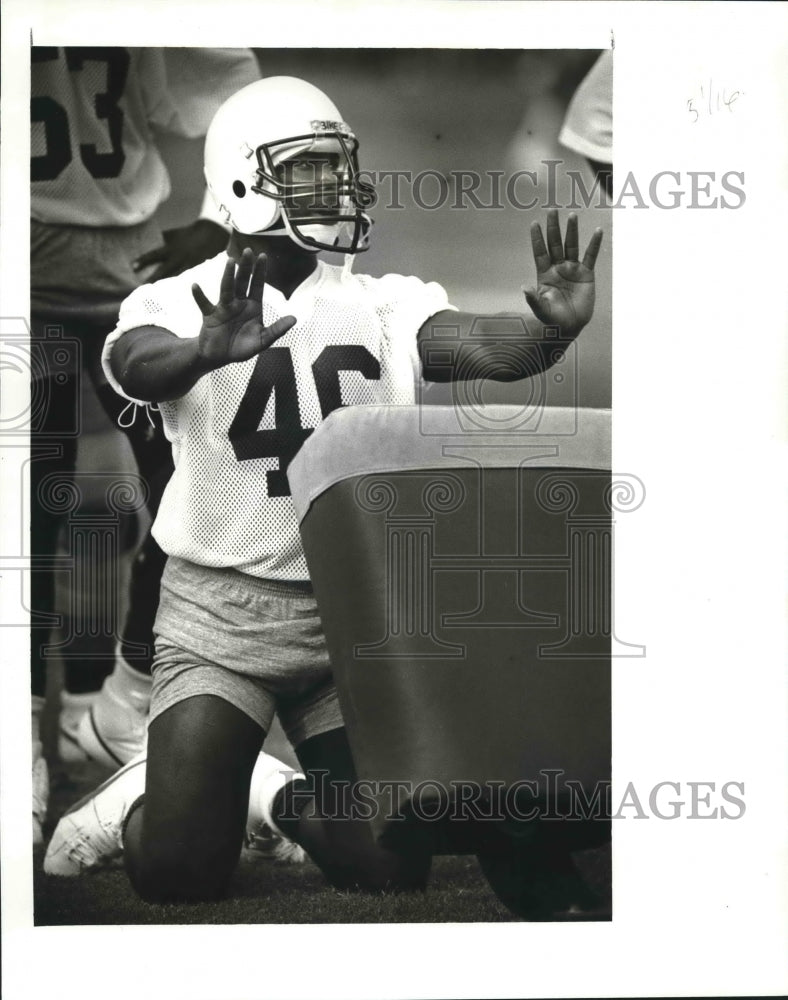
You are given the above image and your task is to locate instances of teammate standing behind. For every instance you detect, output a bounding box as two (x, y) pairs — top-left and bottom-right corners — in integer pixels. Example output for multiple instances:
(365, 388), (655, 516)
(31, 47), (260, 844)
(559, 50), (613, 198)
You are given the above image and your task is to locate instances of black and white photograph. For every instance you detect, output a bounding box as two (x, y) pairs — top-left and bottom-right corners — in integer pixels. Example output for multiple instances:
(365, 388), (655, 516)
(1, 3), (786, 1000)
(28, 42), (613, 924)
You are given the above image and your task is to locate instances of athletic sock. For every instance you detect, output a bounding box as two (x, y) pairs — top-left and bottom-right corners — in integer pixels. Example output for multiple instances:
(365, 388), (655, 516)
(247, 757), (306, 840)
(270, 776), (313, 838)
(105, 652), (153, 713)
(61, 689), (95, 720)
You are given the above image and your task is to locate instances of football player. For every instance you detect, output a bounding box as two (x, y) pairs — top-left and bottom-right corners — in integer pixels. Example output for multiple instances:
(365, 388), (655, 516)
(45, 76), (603, 914)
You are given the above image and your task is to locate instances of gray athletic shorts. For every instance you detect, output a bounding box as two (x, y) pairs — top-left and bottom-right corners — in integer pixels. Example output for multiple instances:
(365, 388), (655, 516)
(31, 216), (163, 322)
(151, 557), (343, 748)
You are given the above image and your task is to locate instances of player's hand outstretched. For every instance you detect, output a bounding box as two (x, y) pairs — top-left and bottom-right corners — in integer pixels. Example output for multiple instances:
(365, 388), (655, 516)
(524, 210), (603, 336)
(191, 249), (296, 370)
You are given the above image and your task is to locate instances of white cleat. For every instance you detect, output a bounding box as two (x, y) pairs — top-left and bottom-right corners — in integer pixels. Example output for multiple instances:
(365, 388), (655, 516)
(44, 753), (146, 876)
(246, 751), (306, 865)
(245, 822), (307, 864)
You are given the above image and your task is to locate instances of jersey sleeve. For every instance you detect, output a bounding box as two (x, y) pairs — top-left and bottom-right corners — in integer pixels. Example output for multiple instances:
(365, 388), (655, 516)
(559, 51), (613, 164)
(143, 48), (260, 139)
(101, 263), (212, 404)
(368, 272), (456, 325)
(356, 272), (457, 383)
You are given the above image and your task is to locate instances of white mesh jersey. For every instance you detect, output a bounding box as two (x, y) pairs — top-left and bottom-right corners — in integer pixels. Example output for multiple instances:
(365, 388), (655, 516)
(31, 47), (259, 227)
(103, 257), (454, 580)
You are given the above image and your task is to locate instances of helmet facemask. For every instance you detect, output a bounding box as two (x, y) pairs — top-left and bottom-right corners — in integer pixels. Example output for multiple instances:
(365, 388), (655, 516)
(252, 125), (375, 254)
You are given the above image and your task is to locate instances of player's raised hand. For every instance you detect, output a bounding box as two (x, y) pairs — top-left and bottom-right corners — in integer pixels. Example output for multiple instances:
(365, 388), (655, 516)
(524, 211), (603, 336)
(191, 249), (296, 370)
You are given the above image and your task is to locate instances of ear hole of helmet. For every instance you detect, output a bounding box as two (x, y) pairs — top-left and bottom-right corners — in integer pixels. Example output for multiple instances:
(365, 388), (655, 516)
(232, 181), (247, 198)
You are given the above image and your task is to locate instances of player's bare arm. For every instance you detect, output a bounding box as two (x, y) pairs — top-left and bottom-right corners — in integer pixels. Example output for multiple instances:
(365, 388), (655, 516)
(418, 210), (603, 382)
(109, 249), (296, 403)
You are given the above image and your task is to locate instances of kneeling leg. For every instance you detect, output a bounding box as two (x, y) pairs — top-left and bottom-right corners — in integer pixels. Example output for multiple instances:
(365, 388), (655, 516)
(123, 694), (264, 902)
(275, 727), (432, 894)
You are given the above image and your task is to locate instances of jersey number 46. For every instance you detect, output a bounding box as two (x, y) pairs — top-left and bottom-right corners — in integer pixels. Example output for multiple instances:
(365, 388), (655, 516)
(229, 344), (380, 497)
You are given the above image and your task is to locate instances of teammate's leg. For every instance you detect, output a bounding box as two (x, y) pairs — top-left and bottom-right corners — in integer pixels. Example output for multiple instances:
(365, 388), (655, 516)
(30, 339), (81, 840)
(30, 218), (170, 782)
(117, 528), (169, 671)
(67, 345), (174, 766)
(30, 332), (81, 696)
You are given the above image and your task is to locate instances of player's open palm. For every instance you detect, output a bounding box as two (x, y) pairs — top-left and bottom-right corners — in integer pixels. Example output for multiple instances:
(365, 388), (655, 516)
(191, 249), (296, 370)
(524, 210), (603, 336)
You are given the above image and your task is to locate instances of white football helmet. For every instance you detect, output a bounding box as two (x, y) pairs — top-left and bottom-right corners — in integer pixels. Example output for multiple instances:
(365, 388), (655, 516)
(204, 76), (375, 253)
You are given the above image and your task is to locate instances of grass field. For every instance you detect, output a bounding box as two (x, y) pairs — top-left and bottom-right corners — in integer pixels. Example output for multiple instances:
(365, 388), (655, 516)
(34, 757), (611, 925)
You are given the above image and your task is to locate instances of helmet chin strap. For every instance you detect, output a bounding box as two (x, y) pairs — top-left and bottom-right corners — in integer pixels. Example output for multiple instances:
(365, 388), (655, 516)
(255, 226), (320, 252)
(257, 213), (364, 255)
(247, 220), (356, 276)
(341, 250), (357, 279)
(298, 220), (357, 248)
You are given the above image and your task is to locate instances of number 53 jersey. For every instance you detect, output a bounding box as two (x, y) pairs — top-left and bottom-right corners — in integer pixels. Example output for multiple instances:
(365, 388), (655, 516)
(31, 47), (259, 227)
(103, 256), (455, 580)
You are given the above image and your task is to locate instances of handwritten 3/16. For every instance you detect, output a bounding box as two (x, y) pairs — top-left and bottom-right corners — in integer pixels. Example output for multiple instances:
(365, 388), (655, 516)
(688, 80), (742, 122)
